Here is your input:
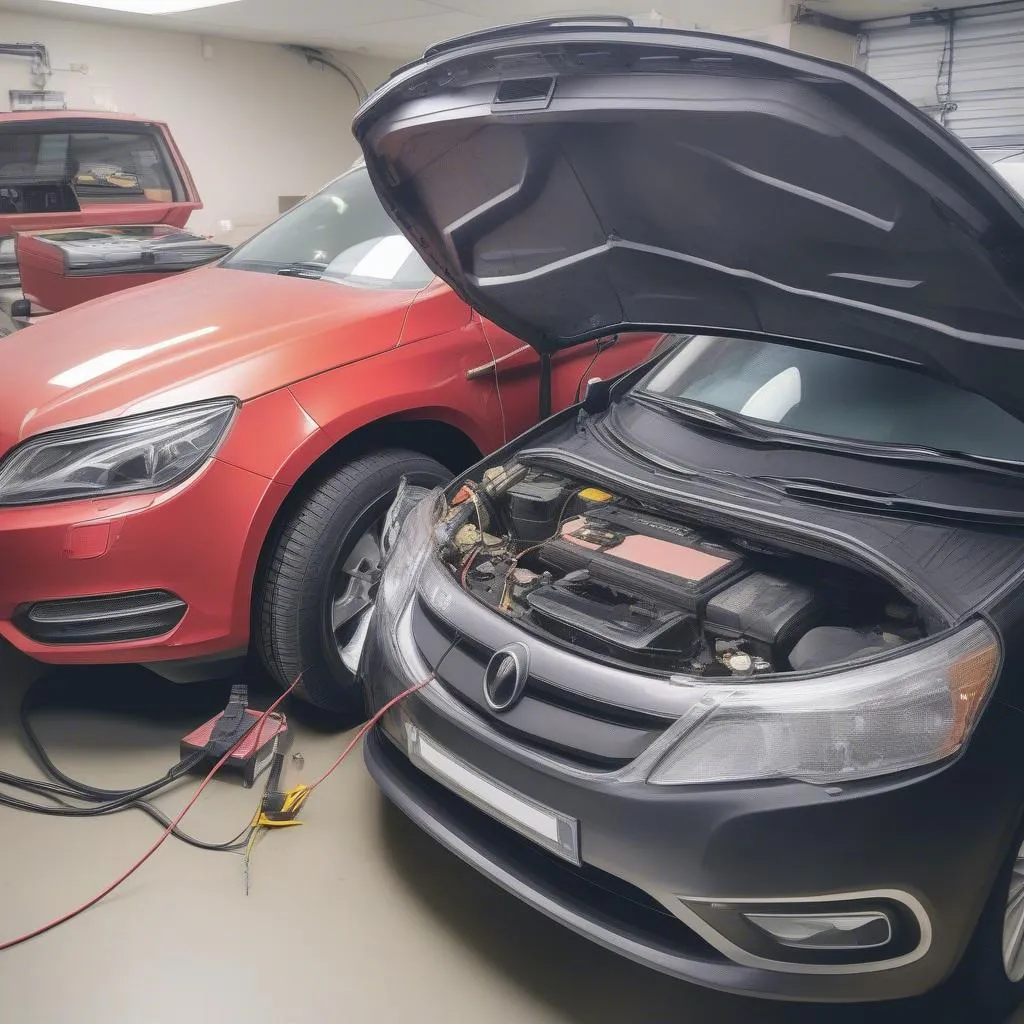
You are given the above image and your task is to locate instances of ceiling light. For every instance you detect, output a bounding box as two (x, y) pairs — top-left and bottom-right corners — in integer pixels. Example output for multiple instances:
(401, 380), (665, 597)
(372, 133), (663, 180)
(42, 1), (243, 14)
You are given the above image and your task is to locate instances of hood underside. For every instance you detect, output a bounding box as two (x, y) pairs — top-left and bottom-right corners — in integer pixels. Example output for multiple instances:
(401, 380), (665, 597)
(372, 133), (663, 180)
(354, 22), (1024, 422)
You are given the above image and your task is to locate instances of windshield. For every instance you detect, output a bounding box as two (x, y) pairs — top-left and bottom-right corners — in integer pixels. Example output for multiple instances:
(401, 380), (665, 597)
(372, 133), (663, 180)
(225, 166), (433, 290)
(0, 127), (181, 202)
(641, 335), (1024, 464)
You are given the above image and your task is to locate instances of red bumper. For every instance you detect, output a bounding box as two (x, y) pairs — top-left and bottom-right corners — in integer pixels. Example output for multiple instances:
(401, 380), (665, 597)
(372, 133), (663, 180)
(0, 456), (283, 665)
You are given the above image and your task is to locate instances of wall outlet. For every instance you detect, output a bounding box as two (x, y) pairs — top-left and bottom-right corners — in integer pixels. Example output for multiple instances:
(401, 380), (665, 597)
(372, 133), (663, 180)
(69, 62), (89, 74)
(219, 219), (233, 233)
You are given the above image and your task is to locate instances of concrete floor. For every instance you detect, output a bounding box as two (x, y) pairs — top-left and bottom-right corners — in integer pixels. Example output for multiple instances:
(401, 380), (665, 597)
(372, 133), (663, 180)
(0, 643), (1015, 1024)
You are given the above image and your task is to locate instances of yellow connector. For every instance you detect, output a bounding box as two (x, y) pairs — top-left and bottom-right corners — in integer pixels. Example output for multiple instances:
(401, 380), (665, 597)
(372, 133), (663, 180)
(256, 783), (312, 828)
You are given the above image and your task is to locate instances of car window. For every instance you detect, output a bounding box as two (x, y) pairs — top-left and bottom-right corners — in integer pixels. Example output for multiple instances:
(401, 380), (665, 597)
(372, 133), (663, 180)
(224, 166), (434, 291)
(0, 128), (181, 203)
(642, 335), (1024, 463)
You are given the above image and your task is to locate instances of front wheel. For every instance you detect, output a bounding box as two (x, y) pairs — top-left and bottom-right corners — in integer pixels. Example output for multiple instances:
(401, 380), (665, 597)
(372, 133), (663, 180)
(255, 449), (450, 717)
(940, 820), (1024, 1021)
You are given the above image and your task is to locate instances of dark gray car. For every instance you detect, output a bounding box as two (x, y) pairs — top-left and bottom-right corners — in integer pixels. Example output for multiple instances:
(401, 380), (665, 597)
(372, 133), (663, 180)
(349, 18), (1024, 1018)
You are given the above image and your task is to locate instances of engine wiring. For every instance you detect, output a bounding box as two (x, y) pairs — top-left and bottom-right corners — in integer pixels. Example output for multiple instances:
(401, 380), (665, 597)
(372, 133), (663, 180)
(497, 489), (580, 611)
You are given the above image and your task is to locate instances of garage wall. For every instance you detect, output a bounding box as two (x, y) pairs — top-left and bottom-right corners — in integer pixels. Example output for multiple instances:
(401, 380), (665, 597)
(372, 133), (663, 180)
(0, 11), (398, 241)
(734, 20), (858, 65)
(788, 22), (858, 66)
(861, 3), (1024, 150)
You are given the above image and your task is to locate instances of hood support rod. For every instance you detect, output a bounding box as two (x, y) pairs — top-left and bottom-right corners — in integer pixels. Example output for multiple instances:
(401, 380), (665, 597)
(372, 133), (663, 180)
(539, 351), (552, 420)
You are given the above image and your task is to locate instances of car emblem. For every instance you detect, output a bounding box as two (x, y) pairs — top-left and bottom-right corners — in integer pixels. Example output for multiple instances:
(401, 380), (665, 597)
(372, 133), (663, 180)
(483, 643), (530, 712)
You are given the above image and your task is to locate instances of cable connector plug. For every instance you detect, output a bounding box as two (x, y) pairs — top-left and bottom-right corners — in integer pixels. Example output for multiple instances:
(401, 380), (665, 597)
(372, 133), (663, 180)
(255, 751), (310, 828)
(204, 683), (254, 758)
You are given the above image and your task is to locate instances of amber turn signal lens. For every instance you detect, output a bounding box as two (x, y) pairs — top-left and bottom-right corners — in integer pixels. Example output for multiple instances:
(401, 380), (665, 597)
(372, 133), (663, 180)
(947, 641), (1000, 752)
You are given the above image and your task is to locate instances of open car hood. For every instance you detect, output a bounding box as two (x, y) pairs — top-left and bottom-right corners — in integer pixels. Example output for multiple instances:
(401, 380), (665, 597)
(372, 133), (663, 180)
(354, 19), (1024, 422)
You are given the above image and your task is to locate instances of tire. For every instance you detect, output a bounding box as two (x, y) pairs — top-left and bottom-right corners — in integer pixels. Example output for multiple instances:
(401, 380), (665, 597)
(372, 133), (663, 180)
(256, 449), (450, 717)
(940, 818), (1024, 1022)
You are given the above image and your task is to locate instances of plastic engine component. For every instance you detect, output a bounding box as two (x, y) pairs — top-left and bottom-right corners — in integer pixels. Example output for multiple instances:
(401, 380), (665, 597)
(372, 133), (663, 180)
(507, 475), (573, 542)
(704, 572), (819, 656)
(788, 626), (904, 672)
(526, 580), (701, 666)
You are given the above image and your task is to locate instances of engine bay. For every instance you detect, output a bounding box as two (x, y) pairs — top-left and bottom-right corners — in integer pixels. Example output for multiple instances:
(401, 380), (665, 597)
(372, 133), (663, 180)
(436, 463), (927, 677)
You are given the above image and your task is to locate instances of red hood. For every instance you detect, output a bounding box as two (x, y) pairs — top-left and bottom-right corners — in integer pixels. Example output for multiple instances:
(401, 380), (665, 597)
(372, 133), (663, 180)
(0, 265), (415, 454)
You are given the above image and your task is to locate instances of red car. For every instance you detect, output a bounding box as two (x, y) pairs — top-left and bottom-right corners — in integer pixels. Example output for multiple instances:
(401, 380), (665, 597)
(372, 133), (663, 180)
(0, 161), (665, 709)
(0, 110), (216, 314)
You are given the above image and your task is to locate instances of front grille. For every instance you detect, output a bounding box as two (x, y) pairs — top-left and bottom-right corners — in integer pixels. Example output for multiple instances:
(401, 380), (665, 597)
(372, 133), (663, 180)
(372, 727), (721, 963)
(16, 589), (187, 644)
(413, 597), (673, 769)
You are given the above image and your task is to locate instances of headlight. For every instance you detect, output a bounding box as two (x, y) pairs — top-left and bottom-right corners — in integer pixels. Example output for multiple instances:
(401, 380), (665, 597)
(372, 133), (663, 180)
(0, 399), (237, 506)
(648, 619), (1000, 786)
(374, 487), (443, 680)
(378, 487), (442, 612)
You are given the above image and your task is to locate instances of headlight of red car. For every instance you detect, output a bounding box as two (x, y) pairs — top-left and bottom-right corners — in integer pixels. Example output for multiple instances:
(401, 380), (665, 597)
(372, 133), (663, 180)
(0, 398), (238, 506)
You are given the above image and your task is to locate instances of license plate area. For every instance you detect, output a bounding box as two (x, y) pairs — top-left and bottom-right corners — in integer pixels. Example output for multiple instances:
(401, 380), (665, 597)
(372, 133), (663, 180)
(405, 723), (580, 864)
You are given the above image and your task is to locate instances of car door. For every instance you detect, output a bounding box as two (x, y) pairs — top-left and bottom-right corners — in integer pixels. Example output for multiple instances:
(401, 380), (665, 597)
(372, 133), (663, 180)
(478, 317), (670, 441)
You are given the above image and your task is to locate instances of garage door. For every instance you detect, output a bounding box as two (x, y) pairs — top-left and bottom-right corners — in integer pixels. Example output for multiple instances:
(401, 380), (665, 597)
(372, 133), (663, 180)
(862, 2), (1024, 150)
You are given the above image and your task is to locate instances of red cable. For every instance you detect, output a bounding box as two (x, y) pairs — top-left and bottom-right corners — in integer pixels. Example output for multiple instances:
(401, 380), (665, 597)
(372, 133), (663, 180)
(459, 545), (479, 589)
(308, 677), (432, 791)
(0, 677), (302, 953)
(0, 671), (433, 951)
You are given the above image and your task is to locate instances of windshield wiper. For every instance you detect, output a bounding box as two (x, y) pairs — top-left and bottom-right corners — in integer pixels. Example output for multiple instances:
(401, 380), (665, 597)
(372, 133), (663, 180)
(276, 260), (328, 279)
(632, 393), (777, 441)
(765, 479), (1024, 527)
(635, 393), (1024, 478)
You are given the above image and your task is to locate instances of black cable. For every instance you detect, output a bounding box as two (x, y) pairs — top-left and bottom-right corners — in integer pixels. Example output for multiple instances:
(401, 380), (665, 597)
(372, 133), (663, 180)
(19, 678), (203, 801)
(10, 676), (258, 851)
(574, 347), (604, 405)
(574, 335), (621, 405)
(0, 772), (252, 852)
(283, 45), (367, 102)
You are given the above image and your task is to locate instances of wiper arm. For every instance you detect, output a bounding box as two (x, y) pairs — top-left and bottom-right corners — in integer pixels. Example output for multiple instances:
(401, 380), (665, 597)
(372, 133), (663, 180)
(636, 394), (1024, 478)
(632, 393), (775, 441)
(765, 478), (1024, 527)
(276, 260), (328, 279)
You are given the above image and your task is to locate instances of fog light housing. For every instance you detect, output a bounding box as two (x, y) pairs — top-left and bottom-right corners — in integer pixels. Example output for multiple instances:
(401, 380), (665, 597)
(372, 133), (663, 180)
(745, 911), (893, 951)
(672, 892), (928, 971)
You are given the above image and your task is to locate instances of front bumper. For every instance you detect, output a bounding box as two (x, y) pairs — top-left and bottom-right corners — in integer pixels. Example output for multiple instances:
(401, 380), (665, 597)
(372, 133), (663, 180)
(0, 456), (282, 665)
(361, 605), (1024, 1003)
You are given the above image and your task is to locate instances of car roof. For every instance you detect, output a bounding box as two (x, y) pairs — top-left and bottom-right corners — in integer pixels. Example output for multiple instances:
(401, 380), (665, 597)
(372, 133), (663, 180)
(0, 110), (165, 127)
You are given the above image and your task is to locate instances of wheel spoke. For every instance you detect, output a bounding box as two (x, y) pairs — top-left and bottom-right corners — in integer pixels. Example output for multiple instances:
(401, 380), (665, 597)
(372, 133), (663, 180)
(338, 607), (374, 674)
(1006, 906), (1024, 980)
(332, 586), (373, 634)
(1008, 877), (1024, 915)
(342, 527), (382, 575)
(330, 516), (385, 653)
(1003, 844), (1024, 981)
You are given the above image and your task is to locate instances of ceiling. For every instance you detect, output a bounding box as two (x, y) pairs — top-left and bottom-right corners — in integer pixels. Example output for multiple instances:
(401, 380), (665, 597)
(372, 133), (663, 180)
(0, 0), (1012, 58)
(806, 0), (1002, 19)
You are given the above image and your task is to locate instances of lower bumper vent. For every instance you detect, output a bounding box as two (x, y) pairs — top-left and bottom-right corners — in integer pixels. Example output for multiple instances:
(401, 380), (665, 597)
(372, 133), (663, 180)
(16, 589), (187, 644)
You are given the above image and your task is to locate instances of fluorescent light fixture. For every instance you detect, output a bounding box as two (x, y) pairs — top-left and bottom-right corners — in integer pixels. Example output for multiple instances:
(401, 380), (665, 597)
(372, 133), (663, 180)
(42, 1), (243, 14)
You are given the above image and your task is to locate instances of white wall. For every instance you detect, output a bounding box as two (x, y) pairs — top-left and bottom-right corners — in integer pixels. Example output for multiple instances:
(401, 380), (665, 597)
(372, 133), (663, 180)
(0, 10), (398, 241)
(735, 20), (858, 65)
(788, 22), (859, 66)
